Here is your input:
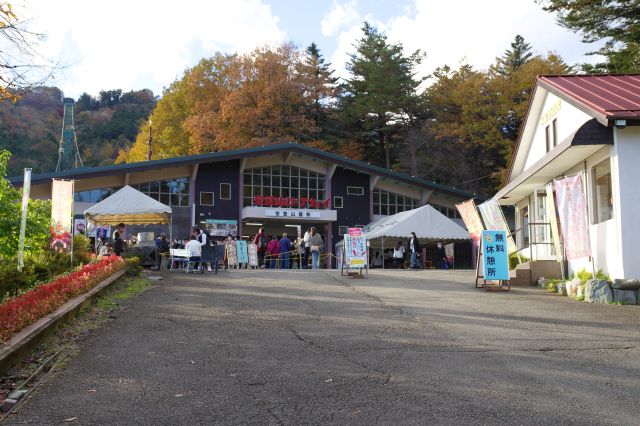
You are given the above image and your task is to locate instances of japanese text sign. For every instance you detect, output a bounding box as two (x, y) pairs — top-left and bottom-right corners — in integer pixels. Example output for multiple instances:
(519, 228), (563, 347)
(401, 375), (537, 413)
(482, 230), (509, 281)
(344, 234), (367, 269)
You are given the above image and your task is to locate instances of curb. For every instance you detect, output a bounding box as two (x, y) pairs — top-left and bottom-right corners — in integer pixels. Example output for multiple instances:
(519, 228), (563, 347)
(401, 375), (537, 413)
(0, 270), (127, 375)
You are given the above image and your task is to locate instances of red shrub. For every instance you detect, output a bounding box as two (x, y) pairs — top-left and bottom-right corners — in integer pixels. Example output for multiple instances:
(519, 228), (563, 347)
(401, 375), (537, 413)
(0, 256), (125, 342)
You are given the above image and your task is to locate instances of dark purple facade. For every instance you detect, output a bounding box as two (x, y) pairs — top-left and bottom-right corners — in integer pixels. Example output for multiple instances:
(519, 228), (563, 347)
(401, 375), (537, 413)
(194, 161), (240, 227)
(330, 167), (370, 243)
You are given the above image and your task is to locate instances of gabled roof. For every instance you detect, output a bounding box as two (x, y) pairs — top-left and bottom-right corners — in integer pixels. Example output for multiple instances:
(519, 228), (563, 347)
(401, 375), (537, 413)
(505, 73), (640, 183)
(10, 143), (478, 199)
(538, 74), (640, 123)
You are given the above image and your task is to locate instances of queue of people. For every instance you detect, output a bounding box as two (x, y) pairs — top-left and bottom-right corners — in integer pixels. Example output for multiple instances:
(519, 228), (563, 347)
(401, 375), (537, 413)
(251, 226), (324, 270)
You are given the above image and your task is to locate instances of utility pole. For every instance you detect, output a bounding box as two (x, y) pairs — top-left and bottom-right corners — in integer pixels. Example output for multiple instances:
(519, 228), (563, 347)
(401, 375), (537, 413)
(147, 119), (153, 161)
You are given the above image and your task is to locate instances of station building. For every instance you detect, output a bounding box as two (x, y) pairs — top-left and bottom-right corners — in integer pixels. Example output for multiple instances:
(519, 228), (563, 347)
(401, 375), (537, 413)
(495, 74), (640, 280)
(14, 143), (478, 265)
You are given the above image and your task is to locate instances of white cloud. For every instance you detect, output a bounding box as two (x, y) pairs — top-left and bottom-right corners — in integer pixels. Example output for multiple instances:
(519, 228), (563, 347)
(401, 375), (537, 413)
(321, 0), (360, 37)
(329, 0), (600, 83)
(25, 0), (286, 98)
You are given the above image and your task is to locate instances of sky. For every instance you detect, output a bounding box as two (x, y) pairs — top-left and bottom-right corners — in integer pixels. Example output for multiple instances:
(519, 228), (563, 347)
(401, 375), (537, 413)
(19, 0), (601, 99)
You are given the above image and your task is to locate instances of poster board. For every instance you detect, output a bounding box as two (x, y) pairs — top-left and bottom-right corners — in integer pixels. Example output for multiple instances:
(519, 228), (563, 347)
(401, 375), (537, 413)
(481, 231), (509, 281)
(236, 240), (249, 265)
(344, 234), (367, 269)
(206, 219), (238, 237)
(225, 242), (238, 268)
(248, 243), (259, 268)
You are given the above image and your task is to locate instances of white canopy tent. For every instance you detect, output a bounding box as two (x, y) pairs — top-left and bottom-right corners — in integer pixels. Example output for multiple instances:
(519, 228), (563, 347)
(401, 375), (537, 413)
(336, 204), (471, 268)
(84, 185), (173, 240)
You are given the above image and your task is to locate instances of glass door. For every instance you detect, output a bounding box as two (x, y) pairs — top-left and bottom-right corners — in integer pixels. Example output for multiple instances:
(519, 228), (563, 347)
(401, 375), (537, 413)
(533, 188), (553, 259)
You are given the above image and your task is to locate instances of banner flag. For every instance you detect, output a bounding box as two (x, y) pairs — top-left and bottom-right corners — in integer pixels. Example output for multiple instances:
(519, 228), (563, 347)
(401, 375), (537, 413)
(455, 199), (485, 247)
(18, 168), (31, 271)
(50, 179), (74, 253)
(478, 199), (516, 253)
(545, 183), (563, 262)
(553, 175), (591, 260)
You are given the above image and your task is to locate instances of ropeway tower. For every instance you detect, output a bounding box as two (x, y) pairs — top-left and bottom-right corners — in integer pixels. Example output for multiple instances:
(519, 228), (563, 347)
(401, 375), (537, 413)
(55, 97), (83, 172)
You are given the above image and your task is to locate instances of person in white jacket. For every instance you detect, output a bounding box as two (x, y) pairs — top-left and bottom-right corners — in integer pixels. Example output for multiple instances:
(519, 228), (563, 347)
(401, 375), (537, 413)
(303, 228), (311, 269)
(192, 226), (210, 271)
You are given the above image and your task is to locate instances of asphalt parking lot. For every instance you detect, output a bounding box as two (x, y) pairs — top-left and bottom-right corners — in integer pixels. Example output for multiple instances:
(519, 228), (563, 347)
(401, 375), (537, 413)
(7, 269), (640, 425)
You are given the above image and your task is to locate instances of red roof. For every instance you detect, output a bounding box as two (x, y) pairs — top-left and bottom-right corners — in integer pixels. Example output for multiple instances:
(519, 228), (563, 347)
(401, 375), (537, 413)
(538, 74), (640, 120)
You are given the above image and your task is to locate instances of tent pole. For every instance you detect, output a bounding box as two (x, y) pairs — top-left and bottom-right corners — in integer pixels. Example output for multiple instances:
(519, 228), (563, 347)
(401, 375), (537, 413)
(169, 214), (173, 245)
(382, 237), (384, 269)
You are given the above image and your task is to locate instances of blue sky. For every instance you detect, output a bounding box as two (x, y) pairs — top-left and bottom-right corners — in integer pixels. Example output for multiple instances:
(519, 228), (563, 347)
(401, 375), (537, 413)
(23, 0), (598, 98)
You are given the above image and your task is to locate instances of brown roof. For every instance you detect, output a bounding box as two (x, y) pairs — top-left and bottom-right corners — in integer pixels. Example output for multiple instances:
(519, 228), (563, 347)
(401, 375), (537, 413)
(538, 74), (640, 121)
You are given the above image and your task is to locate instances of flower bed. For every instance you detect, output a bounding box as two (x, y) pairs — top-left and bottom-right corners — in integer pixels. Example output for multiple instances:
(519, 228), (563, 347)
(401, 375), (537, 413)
(0, 256), (125, 342)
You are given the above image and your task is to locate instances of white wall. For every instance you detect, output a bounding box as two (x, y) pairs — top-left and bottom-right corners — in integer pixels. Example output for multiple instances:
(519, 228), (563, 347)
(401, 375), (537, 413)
(613, 126), (640, 279)
(522, 93), (592, 172)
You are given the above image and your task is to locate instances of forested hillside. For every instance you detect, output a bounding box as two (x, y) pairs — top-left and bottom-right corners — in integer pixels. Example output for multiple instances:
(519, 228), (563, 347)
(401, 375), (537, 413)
(0, 87), (155, 176)
(119, 27), (569, 196)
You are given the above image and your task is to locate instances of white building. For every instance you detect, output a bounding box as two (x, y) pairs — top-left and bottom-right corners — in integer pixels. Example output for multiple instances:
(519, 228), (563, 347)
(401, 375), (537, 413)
(495, 74), (640, 281)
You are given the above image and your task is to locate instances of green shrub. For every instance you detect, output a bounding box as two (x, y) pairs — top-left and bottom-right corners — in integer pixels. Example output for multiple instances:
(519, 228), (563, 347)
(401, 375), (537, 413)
(72, 234), (92, 266)
(509, 252), (529, 270)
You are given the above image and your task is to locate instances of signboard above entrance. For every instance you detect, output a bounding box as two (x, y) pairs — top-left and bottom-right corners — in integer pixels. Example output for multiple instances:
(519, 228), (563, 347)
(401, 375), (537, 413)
(253, 196), (330, 209)
(265, 209), (320, 218)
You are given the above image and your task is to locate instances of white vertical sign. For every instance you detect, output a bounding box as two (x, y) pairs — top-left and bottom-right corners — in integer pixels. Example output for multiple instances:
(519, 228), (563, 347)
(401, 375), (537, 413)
(17, 168), (31, 271)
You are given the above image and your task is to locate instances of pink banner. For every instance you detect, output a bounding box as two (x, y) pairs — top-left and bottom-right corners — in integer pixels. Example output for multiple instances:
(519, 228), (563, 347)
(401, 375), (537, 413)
(553, 175), (591, 260)
(50, 179), (74, 252)
(455, 199), (484, 247)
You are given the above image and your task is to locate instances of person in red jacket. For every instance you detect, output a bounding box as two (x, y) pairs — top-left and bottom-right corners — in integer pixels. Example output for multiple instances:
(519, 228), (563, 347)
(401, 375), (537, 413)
(266, 235), (280, 269)
(253, 227), (267, 268)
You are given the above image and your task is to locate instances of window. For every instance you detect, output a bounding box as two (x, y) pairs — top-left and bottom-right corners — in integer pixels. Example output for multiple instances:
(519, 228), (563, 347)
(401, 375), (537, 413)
(545, 125), (551, 153)
(333, 196), (343, 209)
(552, 119), (558, 147)
(592, 159), (613, 223)
(347, 186), (364, 196)
(74, 187), (120, 203)
(373, 189), (418, 216)
(338, 226), (348, 235)
(431, 204), (459, 219)
(355, 224), (365, 229)
(133, 177), (190, 207)
(242, 165), (326, 207)
(220, 183), (231, 200)
(200, 191), (214, 206)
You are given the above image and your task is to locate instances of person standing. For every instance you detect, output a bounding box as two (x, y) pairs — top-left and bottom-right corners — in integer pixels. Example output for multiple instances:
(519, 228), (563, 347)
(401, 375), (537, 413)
(193, 226), (211, 271)
(308, 227), (323, 271)
(303, 228), (311, 269)
(279, 232), (292, 269)
(371, 251), (383, 268)
(393, 241), (405, 269)
(253, 227), (267, 268)
(267, 235), (280, 269)
(112, 223), (125, 257)
(436, 242), (448, 269)
(407, 232), (422, 269)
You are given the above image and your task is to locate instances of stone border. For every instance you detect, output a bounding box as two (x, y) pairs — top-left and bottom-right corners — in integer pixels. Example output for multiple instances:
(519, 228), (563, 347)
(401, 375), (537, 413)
(0, 270), (126, 375)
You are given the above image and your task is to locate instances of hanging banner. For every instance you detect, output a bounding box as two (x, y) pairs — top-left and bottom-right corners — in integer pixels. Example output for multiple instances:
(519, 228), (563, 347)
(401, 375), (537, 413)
(225, 242), (238, 267)
(50, 179), (74, 252)
(236, 240), (249, 264)
(481, 230), (509, 281)
(247, 243), (258, 267)
(545, 183), (563, 262)
(17, 168), (31, 271)
(554, 175), (591, 260)
(344, 234), (367, 269)
(455, 199), (484, 247)
(478, 199), (516, 253)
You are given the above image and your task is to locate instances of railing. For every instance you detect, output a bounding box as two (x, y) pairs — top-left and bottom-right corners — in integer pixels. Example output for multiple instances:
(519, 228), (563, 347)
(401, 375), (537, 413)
(509, 222), (564, 286)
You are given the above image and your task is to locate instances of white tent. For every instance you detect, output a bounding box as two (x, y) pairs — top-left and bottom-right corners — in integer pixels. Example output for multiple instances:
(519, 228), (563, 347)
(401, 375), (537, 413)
(84, 186), (173, 234)
(361, 204), (470, 241)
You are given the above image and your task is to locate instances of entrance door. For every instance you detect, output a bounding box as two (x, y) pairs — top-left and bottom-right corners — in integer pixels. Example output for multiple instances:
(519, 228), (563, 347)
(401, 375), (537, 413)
(533, 188), (553, 259)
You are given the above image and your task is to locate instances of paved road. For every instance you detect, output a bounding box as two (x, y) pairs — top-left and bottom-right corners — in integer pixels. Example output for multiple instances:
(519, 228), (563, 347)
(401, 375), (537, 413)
(7, 270), (640, 425)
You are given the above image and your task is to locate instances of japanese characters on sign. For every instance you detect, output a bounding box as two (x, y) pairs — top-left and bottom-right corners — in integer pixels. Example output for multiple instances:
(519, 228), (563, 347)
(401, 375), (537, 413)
(253, 195), (330, 209)
(348, 228), (362, 236)
(265, 209), (320, 218)
(236, 240), (249, 264)
(344, 234), (367, 269)
(481, 230), (509, 281)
